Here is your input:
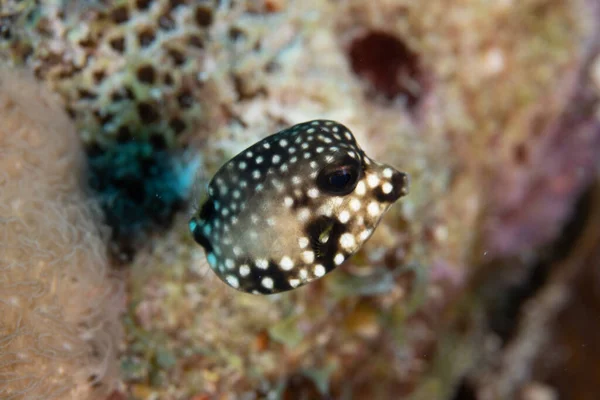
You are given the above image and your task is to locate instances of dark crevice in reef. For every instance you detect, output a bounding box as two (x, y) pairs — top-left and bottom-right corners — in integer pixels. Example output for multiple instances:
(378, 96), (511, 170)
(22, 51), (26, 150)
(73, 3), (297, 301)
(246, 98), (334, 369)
(450, 182), (597, 400)
(540, 205), (600, 399)
(485, 182), (596, 344)
(481, 44), (600, 340)
(281, 373), (331, 400)
(451, 377), (478, 400)
(86, 140), (190, 264)
(348, 30), (424, 110)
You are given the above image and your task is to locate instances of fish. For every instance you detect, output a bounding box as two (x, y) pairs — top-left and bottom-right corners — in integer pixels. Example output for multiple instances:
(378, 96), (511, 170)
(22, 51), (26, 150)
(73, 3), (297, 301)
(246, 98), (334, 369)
(189, 120), (409, 294)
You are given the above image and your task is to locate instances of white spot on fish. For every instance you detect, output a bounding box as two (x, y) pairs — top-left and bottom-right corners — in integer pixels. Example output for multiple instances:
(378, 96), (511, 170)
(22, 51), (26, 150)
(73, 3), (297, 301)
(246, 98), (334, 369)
(226, 275), (239, 288)
(239, 264), (250, 277)
(261, 277), (274, 289)
(280, 256), (294, 271)
(382, 182), (393, 194)
(367, 202), (379, 217)
(302, 251), (315, 263)
(314, 264), (326, 277)
(340, 233), (356, 250)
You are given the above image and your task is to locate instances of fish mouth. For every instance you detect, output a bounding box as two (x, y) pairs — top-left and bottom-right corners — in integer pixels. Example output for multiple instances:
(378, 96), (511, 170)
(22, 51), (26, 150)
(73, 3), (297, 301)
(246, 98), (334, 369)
(390, 170), (410, 201)
(371, 167), (410, 203)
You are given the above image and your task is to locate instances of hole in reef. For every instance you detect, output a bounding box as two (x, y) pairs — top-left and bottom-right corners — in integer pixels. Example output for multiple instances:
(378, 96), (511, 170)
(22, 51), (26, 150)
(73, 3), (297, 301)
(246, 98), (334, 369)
(188, 34), (204, 48)
(109, 36), (126, 53)
(169, 117), (186, 134)
(164, 72), (174, 86)
(137, 64), (156, 84)
(228, 26), (246, 42)
(451, 378), (478, 400)
(348, 30), (423, 109)
(111, 5), (130, 24)
(117, 126), (133, 143)
(195, 5), (214, 27)
(177, 90), (194, 108)
(136, 0), (153, 10)
(169, 0), (185, 10)
(137, 102), (159, 124)
(93, 70), (106, 84)
(78, 88), (98, 100)
(98, 111), (114, 126)
(513, 143), (529, 165)
(159, 13), (176, 31)
(137, 28), (156, 47)
(150, 134), (167, 150)
(281, 373), (326, 400)
(168, 48), (186, 66)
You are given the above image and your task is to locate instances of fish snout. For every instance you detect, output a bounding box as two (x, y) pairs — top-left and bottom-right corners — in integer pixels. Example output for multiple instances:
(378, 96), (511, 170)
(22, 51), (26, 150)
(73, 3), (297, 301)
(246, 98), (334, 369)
(374, 167), (409, 203)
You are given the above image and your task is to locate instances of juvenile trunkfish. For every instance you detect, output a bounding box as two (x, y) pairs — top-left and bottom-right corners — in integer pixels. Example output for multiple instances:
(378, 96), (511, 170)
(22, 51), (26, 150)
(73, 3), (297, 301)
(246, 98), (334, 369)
(190, 120), (409, 294)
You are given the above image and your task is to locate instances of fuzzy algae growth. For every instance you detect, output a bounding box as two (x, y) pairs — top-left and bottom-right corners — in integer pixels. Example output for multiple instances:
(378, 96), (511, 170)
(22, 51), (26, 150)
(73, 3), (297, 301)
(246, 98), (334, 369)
(0, 68), (123, 400)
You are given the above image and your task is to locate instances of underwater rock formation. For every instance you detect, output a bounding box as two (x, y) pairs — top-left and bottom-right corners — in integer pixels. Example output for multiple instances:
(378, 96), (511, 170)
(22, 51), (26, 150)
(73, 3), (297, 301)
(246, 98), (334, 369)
(2, 0), (600, 399)
(0, 68), (122, 400)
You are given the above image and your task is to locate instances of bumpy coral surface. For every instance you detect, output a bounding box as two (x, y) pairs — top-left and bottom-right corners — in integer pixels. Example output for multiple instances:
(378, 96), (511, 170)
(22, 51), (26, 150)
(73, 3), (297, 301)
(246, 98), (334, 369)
(2, 0), (216, 253)
(0, 68), (122, 400)
(3, 0), (600, 399)
(1, 0), (219, 149)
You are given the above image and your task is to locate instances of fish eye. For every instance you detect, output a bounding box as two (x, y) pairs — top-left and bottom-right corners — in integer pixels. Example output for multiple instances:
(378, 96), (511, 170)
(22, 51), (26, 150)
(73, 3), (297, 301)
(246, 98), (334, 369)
(329, 167), (354, 187)
(317, 157), (361, 196)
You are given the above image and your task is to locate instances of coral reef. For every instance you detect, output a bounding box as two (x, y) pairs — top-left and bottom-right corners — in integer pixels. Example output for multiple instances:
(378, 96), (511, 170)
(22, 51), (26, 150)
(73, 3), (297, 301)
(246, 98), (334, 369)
(87, 140), (198, 260)
(2, 0), (600, 399)
(0, 68), (122, 400)
(1, 0), (215, 252)
(119, 0), (600, 397)
(1, 0), (218, 149)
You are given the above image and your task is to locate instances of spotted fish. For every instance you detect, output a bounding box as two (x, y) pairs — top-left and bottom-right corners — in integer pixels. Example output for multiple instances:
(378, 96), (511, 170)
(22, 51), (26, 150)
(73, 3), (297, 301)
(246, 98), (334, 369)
(189, 120), (409, 294)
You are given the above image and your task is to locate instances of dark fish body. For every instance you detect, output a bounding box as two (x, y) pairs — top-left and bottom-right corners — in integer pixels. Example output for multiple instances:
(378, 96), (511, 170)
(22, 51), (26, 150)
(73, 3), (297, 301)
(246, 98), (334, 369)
(190, 120), (409, 294)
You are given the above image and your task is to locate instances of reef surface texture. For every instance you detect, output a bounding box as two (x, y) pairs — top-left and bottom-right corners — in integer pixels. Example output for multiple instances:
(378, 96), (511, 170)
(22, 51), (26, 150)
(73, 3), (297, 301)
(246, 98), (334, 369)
(2, 0), (600, 399)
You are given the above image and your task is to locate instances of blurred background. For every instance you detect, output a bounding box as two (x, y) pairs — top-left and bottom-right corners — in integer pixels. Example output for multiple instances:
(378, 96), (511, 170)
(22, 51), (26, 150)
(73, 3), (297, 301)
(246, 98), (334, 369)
(1, 0), (600, 399)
